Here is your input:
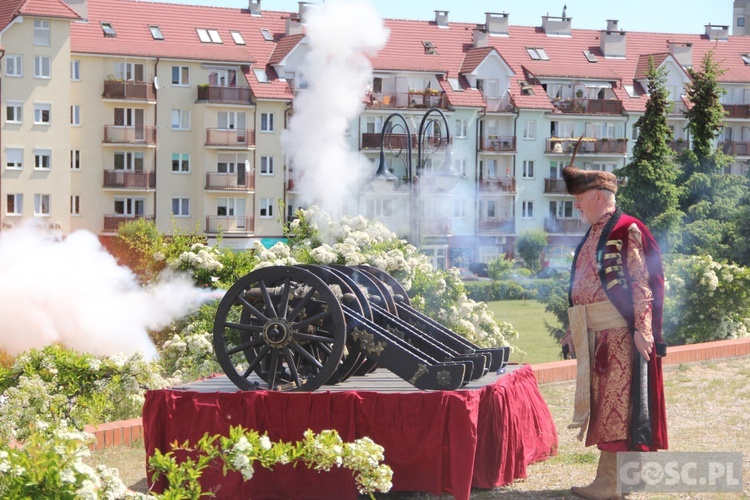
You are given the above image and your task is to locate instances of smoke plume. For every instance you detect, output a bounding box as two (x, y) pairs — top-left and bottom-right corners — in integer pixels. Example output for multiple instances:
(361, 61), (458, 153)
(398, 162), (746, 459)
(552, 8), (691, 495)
(281, 0), (389, 216)
(0, 225), (215, 360)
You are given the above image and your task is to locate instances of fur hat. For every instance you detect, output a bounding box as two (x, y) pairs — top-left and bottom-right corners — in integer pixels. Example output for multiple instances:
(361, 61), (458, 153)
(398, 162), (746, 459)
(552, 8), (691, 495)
(562, 166), (618, 195)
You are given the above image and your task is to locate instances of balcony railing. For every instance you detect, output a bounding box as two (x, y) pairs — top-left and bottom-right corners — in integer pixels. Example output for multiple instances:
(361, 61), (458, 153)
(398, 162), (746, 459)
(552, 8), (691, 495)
(205, 172), (254, 190)
(723, 104), (750, 119)
(205, 216), (254, 234)
(720, 141), (750, 156)
(360, 132), (448, 150)
(102, 80), (155, 101)
(479, 177), (516, 193)
(669, 101), (689, 117)
(478, 218), (515, 234)
(552, 98), (623, 115)
(103, 125), (156, 145)
(544, 217), (586, 234)
(197, 85), (252, 104)
(669, 139), (690, 153)
(421, 217), (451, 236)
(103, 170), (155, 189)
(484, 94), (515, 113)
(205, 128), (255, 147)
(103, 214), (154, 232)
(365, 91), (449, 110)
(544, 178), (567, 194)
(480, 136), (516, 152)
(545, 137), (628, 154)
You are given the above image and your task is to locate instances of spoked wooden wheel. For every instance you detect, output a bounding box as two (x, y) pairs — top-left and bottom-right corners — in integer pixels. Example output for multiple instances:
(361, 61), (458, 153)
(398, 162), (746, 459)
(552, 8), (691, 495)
(213, 266), (346, 391)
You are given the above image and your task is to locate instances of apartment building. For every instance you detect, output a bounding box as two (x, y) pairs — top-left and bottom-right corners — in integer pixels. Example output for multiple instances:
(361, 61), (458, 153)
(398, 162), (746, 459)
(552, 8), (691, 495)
(3, 0), (750, 267)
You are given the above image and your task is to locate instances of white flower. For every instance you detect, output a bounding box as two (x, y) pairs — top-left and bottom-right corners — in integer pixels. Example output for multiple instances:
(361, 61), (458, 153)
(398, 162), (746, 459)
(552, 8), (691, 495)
(259, 435), (272, 450)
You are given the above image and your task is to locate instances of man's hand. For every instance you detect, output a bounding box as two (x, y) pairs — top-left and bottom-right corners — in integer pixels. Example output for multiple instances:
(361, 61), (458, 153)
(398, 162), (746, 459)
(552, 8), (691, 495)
(634, 330), (653, 361)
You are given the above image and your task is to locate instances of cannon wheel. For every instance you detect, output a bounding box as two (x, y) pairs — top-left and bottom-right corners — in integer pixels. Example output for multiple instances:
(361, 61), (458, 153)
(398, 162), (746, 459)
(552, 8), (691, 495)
(213, 266), (346, 391)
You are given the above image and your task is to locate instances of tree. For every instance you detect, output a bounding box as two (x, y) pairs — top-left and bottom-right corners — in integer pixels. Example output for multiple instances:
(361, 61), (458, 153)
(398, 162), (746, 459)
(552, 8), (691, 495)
(515, 229), (548, 272)
(614, 57), (683, 250)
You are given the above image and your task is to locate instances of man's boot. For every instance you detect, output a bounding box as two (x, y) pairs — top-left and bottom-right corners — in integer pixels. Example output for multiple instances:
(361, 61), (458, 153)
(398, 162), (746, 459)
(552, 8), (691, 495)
(570, 450), (619, 500)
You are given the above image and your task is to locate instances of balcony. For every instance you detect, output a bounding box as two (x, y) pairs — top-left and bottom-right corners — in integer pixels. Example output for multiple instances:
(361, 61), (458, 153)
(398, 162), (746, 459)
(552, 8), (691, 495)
(365, 90), (449, 110)
(720, 141), (750, 156)
(544, 178), (567, 194)
(103, 214), (154, 232)
(544, 217), (586, 234)
(480, 136), (516, 152)
(206, 216), (254, 234)
(197, 85), (252, 105)
(103, 126), (156, 145)
(479, 177), (516, 193)
(421, 217), (451, 236)
(102, 80), (155, 101)
(103, 170), (155, 189)
(205, 128), (255, 147)
(723, 104), (750, 119)
(546, 137), (627, 155)
(669, 101), (689, 117)
(484, 94), (515, 113)
(552, 98), (623, 115)
(478, 218), (515, 234)
(360, 133), (448, 151)
(205, 172), (254, 190)
(669, 139), (690, 153)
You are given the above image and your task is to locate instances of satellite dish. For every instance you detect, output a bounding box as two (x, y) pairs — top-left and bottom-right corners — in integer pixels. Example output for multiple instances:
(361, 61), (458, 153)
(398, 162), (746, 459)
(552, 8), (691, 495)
(153, 76), (160, 90)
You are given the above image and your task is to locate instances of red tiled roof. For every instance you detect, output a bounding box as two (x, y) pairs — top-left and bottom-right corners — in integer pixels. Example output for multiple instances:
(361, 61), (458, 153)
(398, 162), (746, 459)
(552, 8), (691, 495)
(633, 52), (671, 80)
(460, 46), (493, 74)
(268, 33), (303, 66)
(0, 0), (79, 32)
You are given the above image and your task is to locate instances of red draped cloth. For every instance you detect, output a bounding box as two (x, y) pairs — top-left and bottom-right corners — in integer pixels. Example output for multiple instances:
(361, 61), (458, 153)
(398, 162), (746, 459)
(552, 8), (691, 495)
(143, 365), (557, 500)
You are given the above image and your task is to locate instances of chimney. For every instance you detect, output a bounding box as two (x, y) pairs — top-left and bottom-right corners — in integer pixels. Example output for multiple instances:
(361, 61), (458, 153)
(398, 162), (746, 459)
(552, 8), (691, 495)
(286, 14), (303, 35)
(600, 21), (626, 58)
(298, 2), (312, 22)
(473, 26), (488, 47)
(542, 14), (571, 36)
(485, 12), (509, 36)
(705, 24), (729, 40)
(63, 0), (87, 20)
(733, 0), (750, 36)
(669, 41), (694, 68)
(248, 0), (261, 16)
(435, 10), (449, 28)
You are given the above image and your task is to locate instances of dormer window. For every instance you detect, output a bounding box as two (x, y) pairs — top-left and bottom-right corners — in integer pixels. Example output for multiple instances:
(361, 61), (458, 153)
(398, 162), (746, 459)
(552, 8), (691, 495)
(101, 22), (116, 37)
(423, 41), (437, 55)
(583, 50), (598, 63)
(526, 47), (549, 61)
(149, 25), (164, 40)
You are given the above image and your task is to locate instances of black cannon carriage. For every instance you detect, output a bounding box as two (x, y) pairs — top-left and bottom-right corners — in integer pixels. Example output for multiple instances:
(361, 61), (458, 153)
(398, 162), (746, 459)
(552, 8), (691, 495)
(212, 265), (509, 392)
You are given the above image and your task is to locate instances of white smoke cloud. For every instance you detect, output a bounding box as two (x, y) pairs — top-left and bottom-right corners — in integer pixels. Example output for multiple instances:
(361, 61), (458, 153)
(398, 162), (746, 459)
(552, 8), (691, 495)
(281, 0), (389, 216)
(0, 225), (216, 359)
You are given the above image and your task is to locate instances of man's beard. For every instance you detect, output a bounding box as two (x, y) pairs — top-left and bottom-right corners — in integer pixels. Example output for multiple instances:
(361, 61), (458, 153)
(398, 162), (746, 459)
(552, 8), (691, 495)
(579, 212), (590, 225)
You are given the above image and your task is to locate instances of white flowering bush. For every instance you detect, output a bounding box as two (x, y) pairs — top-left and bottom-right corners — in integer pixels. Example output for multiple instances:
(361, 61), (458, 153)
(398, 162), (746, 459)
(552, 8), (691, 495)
(169, 243), (224, 287)
(0, 345), (169, 442)
(663, 254), (750, 344)
(148, 426), (392, 498)
(159, 328), (221, 383)
(0, 421), (147, 499)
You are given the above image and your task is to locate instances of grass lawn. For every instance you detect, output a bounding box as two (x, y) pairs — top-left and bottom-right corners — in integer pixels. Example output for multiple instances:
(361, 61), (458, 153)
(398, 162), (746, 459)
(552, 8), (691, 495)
(487, 300), (563, 365)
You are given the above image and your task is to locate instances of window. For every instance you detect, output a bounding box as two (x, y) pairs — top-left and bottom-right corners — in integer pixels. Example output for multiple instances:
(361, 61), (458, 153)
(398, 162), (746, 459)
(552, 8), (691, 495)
(550, 200), (574, 219)
(455, 119), (468, 138)
(101, 22), (116, 37)
(522, 200), (534, 219)
(208, 68), (237, 87)
(114, 107), (143, 127)
(486, 200), (496, 218)
(114, 151), (144, 171)
(6, 194), (22, 215)
(172, 198), (190, 217)
(71, 195), (80, 215)
(739, 17), (746, 27)
(6, 54), (22, 77)
(742, 53), (750, 65)
(34, 194), (51, 216)
(6, 101), (22, 123)
(583, 50), (598, 63)
(197, 28), (222, 43)
(261, 29), (273, 41)
(34, 56), (51, 79)
(171, 109), (190, 130)
(260, 112), (274, 132)
(230, 31), (245, 44)
(70, 105), (81, 125)
(34, 20), (50, 45)
(623, 84), (638, 98)
(149, 25), (164, 40)
(453, 199), (466, 218)
(523, 120), (536, 139)
(172, 153), (190, 173)
(365, 199), (393, 219)
(6, 148), (23, 169)
(253, 68), (269, 83)
(522, 160), (535, 178)
(260, 156), (274, 175)
(526, 47), (549, 61)
(70, 150), (81, 170)
(34, 104), (51, 124)
(632, 124), (640, 141)
(455, 158), (468, 177)
(35, 149), (51, 170)
(70, 59), (81, 80)
(114, 197), (145, 216)
(171, 66), (189, 85)
(260, 198), (274, 218)
(422, 40), (437, 55)
(218, 111), (246, 130)
(114, 62), (144, 81)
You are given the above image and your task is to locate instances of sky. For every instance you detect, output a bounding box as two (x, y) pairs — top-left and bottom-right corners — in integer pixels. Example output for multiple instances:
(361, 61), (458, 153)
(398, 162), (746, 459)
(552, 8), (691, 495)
(149, 0), (736, 35)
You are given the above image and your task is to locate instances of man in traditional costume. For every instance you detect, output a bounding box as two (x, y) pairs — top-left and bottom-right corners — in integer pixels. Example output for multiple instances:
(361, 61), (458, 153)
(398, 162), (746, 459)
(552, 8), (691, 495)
(560, 166), (668, 500)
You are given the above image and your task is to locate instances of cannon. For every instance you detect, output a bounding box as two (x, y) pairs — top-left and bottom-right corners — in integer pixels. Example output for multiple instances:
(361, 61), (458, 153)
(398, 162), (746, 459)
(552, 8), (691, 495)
(212, 265), (509, 392)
